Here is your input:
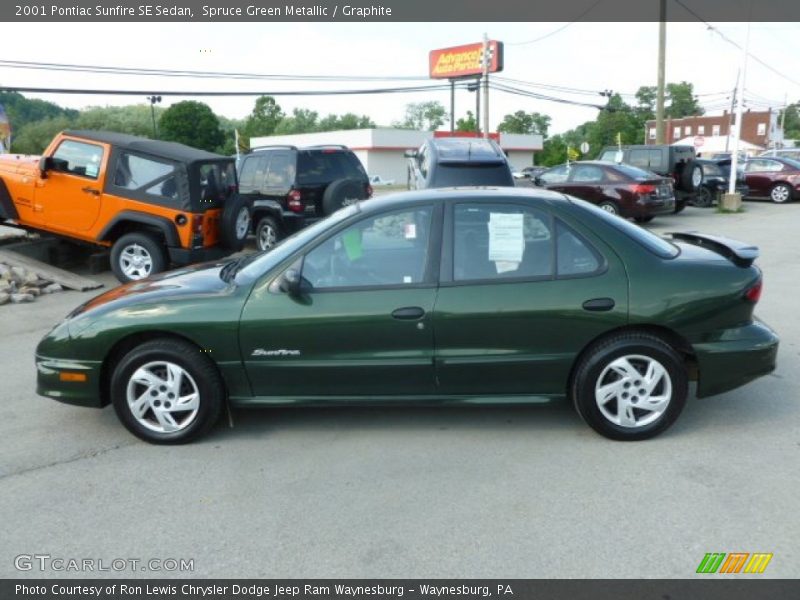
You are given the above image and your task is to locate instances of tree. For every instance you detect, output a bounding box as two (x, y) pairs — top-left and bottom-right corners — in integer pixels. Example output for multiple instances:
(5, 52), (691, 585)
(394, 101), (448, 131)
(455, 111), (477, 132)
(76, 105), (162, 137)
(10, 116), (75, 154)
(666, 81), (703, 118)
(274, 108), (320, 135)
(243, 96), (284, 139)
(317, 113), (375, 131)
(0, 91), (77, 132)
(780, 101), (800, 140)
(538, 134), (568, 166)
(497, 110), (551, 136)
(159, 101), (224, 152)
(585, 94), (643, 149)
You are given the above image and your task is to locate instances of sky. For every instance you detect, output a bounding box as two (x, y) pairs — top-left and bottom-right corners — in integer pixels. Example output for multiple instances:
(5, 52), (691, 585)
(1, 21), (799, 135)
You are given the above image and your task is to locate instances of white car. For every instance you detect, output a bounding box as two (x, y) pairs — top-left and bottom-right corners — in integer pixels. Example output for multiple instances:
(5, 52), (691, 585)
(369, 175), (396, 186)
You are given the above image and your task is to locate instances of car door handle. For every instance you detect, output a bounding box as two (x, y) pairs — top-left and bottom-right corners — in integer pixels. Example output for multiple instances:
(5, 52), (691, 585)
(82, 187), (100, 196)
(582, 298), (615, 312)
(391, 306), (425, 320)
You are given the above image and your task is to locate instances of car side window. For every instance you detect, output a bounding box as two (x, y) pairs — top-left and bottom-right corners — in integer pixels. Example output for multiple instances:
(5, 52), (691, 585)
(556, 221), (602, 276)
(113, 152), (175, 191)
(302, 206), (433, 290)
(265, 152), (293, 188)
(569, 165), (605, 183)
(453, 204), (553, 282)
(52, 140), (104, 179)
(238, 155), (265, 193)
(539, 165), (569, 184)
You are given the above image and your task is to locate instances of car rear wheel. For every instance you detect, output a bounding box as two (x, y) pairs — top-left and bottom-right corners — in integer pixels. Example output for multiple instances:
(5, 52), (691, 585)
(111, 339), (224, 444)
(220, 193), (253, 251)
(255, 215), (281, 251)
(111, 232), (167, 283)
(571, 332), (688, 441)
(679, 160), (703, 193)
(694, 186), (714, 208)
(597, 200), (620, 216)
(633, 215), (654, 223)
(770, 183), (793, 204)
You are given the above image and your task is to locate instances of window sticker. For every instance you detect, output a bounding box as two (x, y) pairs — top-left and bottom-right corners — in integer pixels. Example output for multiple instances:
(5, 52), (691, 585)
(342, 230), (363, 261)
(404, 223), (417, 239)
(85, 163), (99, 178)
(488, 212), (524, 263)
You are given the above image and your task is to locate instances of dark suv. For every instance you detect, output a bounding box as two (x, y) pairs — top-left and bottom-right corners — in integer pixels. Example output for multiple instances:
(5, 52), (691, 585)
(406, 137), (514, 190)
(238, 145), (372, 250)
(597, 144), (703, 212)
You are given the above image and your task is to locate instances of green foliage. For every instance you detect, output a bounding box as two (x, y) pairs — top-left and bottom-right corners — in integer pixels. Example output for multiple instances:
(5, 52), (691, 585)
(497, 110), (551, 136)
(455, 111), (477, 132)
(0, 91), (78, 131)
(317, 113), (375, 132)
(10, 116), (75, 154)
(242, 96), (284, 139)
(394, 101), (448, 131)
(539, 134), (568, 166)
(75, 104), (163, 137)
(158, 101), (224, 152)
(666, 81), (703, 118)
(781, 101), (800, 140)
(274, 108), (319, 135)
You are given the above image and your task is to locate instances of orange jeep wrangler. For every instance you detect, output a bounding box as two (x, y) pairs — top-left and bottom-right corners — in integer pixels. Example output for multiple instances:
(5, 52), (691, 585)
(0, 130), (252, 282)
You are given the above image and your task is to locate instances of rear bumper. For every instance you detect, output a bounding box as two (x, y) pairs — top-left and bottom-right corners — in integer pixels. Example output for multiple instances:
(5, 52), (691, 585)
(634, 196), (675, 217)
(36, 354), (104, 408)
(168, 245), (228, 265)
(694, 320), (779, 398)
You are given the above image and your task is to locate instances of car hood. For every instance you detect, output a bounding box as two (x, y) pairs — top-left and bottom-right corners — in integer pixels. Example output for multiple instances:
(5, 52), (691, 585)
(68, 260), (236, 321)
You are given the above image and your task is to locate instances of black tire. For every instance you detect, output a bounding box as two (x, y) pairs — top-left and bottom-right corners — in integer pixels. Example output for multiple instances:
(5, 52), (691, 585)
(769, 183), (793, 204)
(678, 160), (703, 193)
(694, 186), (714, 208)
(255, 215), (282, 252)
(110, 231), (167, 283)
(110, 338), (225, 444)
(219, 193), (253, 251)
(634, 215), (654, 223)
(597, 200), (620, 216)
(673, 198), (687, 213)
(571, 332), (688, 441)
(322, 178), (367, 215)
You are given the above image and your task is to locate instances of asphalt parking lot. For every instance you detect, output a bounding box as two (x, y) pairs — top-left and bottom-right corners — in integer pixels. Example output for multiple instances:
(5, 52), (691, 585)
(1, 200), (798, 579)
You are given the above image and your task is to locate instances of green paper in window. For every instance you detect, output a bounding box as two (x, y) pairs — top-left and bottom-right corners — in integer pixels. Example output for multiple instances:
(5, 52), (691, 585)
(343, 230), (363, 261)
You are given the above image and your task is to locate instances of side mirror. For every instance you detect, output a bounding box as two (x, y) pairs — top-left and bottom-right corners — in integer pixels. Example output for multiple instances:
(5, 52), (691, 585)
(38, 156), (51, 178)
(404, 149), (417, 158)
(533, 176), (544, 186)
(279, 268), (303, 295)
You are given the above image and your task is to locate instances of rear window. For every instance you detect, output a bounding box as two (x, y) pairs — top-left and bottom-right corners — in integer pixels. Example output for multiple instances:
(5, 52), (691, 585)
(572, 198), (679, 258)
(296, 150), (366, 184)
(612, 164), (660, 180)
(198, 162), (237, 202)
(431, 164), (514, 187)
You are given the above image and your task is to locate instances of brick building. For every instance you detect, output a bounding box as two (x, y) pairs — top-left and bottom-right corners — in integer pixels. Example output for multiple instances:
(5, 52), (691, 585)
(645, 109), (782, 148)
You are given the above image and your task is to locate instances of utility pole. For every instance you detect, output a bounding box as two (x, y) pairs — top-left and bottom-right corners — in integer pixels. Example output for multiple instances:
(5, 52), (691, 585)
(655, 0), (667, 144)
(147, 95), (162, 139)
(727, 17), (751, 198)
(724, 74), (738, 153)
(450, 80), (455, 133)
(780, 93), (787, 148)
(482, 32), (490, 139)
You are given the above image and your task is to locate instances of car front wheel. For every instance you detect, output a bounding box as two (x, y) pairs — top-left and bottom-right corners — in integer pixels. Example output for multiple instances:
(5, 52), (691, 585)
(110, 339), (225, 444)
(571, 332), (688, 441)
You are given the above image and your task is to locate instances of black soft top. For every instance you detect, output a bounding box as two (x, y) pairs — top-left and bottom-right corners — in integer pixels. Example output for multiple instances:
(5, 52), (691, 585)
(63, 130), (229, 164)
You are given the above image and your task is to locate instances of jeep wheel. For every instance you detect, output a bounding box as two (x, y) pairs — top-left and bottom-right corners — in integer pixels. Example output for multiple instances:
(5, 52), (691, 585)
(679, 160), (703, 193)
(220, 193), (253, 251)
(111, 232), (167, 283)
(256, 215), (281, 251)
(694, 186), (714, 208)
(322, 178), (367, 216)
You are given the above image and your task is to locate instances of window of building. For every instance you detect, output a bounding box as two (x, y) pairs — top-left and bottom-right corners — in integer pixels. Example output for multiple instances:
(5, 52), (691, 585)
(673, 126), (681, 139)
(712, 125), (721, 136)
(698, 125), (705, 135)
(685, 126), (692, 136)
(757, 122), (767, 136)
(648, 128), (656, 140)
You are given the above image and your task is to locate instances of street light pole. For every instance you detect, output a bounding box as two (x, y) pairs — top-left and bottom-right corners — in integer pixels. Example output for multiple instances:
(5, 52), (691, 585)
(728, 19), (750, 196)
(482, 33), (490, 139)
(147, 95), (162, 139)
(655, 0), (667, 144)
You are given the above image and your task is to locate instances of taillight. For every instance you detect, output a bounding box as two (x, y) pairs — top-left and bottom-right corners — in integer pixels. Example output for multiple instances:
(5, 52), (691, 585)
(366, 184), (374, 198)
(287, 189), (303, 213)
(631, 184), (656, 195)
(192, 214), (204, 236)
(744, 279), (763, 303)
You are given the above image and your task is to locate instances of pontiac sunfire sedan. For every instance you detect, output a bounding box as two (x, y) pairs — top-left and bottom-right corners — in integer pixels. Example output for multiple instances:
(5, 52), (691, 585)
(36, 188), (778, 444)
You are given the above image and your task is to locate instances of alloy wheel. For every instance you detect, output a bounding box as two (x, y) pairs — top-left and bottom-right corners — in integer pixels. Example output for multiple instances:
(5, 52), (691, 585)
(126, 361), (200, 434)
(235, 207), (251, 240)
(594, 354), (672, 428)
(119, 244), (153, 280)
(258, 223), (277, 251)
(771, 185), (790, 203)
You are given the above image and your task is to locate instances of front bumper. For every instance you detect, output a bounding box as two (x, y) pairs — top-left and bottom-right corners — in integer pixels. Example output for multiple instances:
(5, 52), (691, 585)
(36, 355), (104, 408)
(694, 320), (779, 398)
(168, 245), (228, 266)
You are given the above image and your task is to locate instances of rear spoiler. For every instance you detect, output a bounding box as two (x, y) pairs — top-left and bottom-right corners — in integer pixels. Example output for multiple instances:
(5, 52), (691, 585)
(670, 231), (759, 267)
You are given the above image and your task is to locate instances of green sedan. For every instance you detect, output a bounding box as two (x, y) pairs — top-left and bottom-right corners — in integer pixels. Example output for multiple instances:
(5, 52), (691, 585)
(36, 188), (778, 444)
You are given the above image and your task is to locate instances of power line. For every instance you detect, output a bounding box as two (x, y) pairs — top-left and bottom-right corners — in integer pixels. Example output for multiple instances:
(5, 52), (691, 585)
(672, 0), (800, 89)
(506, 0), (605, 46)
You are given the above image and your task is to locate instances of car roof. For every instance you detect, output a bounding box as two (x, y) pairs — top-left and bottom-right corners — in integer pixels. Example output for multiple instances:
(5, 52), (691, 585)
(63, 130), (229, 163)
(428, 137), (506, 162)
(355, 186), (570, 214)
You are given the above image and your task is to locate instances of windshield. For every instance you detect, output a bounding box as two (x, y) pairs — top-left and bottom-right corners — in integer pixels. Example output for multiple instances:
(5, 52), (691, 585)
(432, 164), (513, 187)
(571, 197), (679, 258)
(236, 204), (359, 281)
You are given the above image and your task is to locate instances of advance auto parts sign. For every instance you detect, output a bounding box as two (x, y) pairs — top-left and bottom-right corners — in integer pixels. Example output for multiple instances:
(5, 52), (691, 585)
(429, 41), (504, 79)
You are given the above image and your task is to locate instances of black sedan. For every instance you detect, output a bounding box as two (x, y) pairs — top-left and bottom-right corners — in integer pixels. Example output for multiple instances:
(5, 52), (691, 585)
(693, 159), (749, 208)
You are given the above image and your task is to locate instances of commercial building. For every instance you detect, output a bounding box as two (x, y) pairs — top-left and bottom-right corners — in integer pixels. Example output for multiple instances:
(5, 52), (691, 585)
(645, 109), (783, 150)
(249, 128), (543, 184)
